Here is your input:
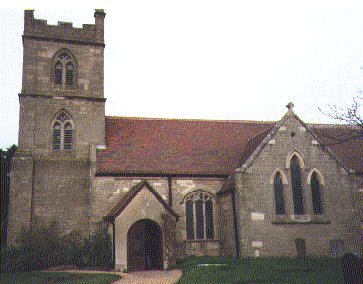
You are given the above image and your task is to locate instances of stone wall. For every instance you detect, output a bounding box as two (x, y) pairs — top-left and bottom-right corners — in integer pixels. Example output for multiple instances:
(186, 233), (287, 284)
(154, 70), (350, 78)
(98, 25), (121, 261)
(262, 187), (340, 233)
(218, 192), (237, 256)
(234, 114), (361, 257)
(31, 159), (90, 235)
(21, 39), (104, 98)
(18, 96), (105, 156)
(7, 154), (33, 245)
(91, 176), (226, 258)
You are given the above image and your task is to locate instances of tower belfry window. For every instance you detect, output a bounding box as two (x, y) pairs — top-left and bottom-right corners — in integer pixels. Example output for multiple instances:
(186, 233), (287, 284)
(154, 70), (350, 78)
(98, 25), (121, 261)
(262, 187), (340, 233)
(66, 64), (74, 85)
(52, 123), (61, 150)
(52, 112), (74, 150)
(53, 51), (76, 89)
(55, 63), (62, 85)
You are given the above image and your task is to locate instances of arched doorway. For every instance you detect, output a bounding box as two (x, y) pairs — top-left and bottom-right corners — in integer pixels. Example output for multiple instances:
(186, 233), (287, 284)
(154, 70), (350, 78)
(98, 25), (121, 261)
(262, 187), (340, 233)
(127, 219), (163, 271)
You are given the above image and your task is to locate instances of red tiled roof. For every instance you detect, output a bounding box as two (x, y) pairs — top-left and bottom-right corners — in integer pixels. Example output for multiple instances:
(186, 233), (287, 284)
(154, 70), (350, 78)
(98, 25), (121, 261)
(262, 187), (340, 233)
(96, 117), (274, 175)
(310, 124), (363, 174)
(96, 117), (363, 176)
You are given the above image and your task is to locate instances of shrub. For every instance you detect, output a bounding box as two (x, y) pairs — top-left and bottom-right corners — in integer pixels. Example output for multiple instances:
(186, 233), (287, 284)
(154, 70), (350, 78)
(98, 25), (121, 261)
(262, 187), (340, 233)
(0, 223), (113, 273)
(82, 229), (113, 269)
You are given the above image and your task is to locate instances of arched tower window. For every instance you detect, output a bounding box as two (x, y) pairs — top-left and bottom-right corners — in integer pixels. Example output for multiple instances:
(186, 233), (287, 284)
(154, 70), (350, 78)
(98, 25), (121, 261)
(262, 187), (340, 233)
(311, 172), (323, 215)
(184, 191), (214, 240)
(274, 172), (286, 215)
(53, 50), (76, 89)
(52, 112), (73, 150)
(52, 122), (61, 150)
(66, 63), (74, 86)
(290, 155), (304, 215)
(55, 63), (63, 85)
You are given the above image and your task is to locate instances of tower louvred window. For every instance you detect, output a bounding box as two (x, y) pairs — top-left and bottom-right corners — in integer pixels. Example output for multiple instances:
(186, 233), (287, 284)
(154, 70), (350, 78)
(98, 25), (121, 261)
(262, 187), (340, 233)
(52, 112), (74, 151)
(63, 123), (73, 150)
(52, 123), (61, 150)
(66, 64), (74, 85)
(55, 63), (62, 85)
(53, 51), (76, 88)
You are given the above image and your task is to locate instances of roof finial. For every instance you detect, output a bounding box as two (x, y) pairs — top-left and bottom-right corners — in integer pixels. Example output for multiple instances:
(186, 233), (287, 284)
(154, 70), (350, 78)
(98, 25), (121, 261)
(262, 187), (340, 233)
(286, 102), (294, 113)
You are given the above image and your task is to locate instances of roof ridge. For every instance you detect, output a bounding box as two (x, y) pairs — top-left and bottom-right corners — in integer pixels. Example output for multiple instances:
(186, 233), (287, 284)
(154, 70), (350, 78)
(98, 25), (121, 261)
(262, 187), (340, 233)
(308, 123), (360, 129)
(105, 115), (275, 124)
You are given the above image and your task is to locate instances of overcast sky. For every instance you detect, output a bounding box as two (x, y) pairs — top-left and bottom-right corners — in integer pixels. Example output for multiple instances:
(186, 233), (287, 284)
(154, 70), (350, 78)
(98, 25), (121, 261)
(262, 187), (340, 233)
(1, 1), (362, 149)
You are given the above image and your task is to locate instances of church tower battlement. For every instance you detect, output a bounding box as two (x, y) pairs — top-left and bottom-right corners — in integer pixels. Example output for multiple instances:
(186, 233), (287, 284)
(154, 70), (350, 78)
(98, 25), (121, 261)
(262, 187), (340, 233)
(24, 9), (105, 46)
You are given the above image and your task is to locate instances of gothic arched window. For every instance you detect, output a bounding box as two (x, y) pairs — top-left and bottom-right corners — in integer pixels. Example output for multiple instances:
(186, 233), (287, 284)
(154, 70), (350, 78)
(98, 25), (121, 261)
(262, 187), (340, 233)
(311, 172), (323, 215)
(52, 112), (73, 150)
(66, 63), (74, 86)
(184, 191), (214, 240)
(274, 172), (286, 215)
(290, 155), (304, 215)
(55, 63), (62, 85)
(53, 50), (76, 89)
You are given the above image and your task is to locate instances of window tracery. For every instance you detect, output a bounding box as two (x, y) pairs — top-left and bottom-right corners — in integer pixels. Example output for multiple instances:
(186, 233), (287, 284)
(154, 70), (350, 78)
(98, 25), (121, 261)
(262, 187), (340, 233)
(53, 50), (76, 89)
(184, 191), (214, 240)
(290, 155), (305, 215)
(52, 112), (73, 150)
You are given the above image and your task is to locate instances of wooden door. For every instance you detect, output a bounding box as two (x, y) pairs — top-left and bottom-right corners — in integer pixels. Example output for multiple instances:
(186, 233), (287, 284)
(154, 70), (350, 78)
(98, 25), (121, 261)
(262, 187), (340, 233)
(127, 220), (146, 271)
(145, 220), (163, 270)
(127, 219), (163, 271)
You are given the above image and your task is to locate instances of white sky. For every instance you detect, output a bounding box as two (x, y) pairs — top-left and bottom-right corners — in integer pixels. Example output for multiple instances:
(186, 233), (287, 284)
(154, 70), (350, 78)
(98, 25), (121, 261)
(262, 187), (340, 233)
(1, 1), (363, 149)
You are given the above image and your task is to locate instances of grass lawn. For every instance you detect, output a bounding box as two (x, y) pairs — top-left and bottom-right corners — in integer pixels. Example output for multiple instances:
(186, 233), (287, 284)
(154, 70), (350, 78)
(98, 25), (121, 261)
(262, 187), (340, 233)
(0, 271), (121, 284)
(174, 256), (344, 283)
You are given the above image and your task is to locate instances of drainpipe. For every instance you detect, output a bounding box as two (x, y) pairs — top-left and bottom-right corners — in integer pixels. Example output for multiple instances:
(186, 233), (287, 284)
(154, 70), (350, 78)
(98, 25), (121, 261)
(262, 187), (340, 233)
(111, 219), (116, 269)
(231, 189), (240, 258)
(168, 177), (172, 207)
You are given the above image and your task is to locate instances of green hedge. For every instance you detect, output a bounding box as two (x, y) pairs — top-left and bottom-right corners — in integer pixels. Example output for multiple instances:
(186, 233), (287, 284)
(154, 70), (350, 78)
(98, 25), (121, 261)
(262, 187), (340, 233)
(1, 223), (112, 273)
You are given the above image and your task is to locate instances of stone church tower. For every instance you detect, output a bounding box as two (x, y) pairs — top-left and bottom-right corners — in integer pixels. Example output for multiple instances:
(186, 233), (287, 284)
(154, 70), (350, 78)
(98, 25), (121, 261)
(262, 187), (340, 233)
(7, 10), (106, 243)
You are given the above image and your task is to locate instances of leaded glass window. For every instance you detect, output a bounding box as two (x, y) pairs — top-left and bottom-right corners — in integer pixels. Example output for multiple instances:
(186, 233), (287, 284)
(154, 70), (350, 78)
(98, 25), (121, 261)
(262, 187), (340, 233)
(291, 155), (304, 215)
(184, 191), (214, 240)
(311, 172), (323, 215)
(274, 172), (286, 215)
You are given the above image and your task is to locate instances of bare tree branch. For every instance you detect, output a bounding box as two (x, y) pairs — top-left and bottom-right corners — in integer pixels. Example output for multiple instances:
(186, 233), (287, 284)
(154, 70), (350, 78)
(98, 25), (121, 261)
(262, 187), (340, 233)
(318, 95), (363, 144)
(318, 96), (363, 129)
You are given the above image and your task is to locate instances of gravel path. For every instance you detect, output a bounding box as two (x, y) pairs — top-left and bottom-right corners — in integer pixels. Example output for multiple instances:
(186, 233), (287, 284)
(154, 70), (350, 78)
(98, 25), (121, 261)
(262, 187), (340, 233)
(112, 269), (182, 284)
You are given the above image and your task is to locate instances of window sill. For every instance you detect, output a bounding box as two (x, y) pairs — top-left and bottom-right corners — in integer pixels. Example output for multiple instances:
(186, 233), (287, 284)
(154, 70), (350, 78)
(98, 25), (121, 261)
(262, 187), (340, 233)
(53, 86), (76, 92)
(184, 239), (219, 243)
(272, 214), (330, 225)
(50, 150), (77, 158)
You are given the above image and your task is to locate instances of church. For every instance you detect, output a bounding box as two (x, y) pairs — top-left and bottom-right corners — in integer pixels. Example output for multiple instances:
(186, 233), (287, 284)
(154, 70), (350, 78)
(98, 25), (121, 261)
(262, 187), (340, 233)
(7, 10), (362, 271)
